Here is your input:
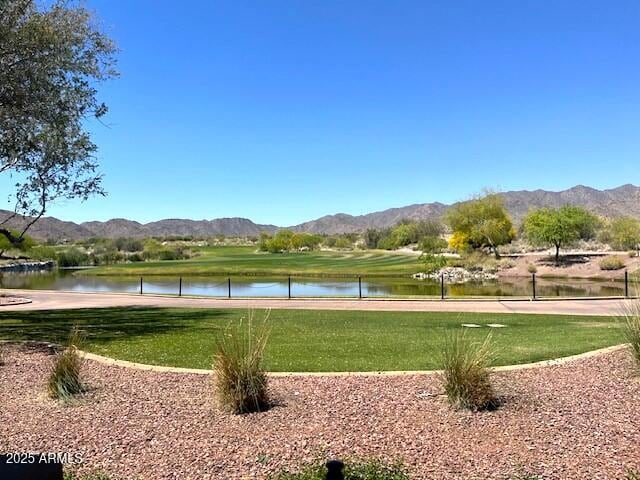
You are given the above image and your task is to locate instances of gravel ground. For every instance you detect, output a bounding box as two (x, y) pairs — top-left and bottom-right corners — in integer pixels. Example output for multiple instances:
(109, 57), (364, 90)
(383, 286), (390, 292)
(1, 344), (639, 480)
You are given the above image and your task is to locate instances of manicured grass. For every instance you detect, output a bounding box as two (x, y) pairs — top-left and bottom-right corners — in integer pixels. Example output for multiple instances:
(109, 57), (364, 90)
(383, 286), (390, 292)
(81, 246), (421, 277)
(0, 308), (624, 371)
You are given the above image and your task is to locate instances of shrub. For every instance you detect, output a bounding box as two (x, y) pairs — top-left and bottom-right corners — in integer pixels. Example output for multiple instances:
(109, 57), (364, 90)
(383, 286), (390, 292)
(269, 458), (409, 480)
(27, 245), (58, 261)
(47, 327), (86, 400)
(56, 248), (90, 267)
(599, 255), (625, 271)
(439, 330), (497, 411)
(626, 469), (640, 480)
(421, 253), (447, 274)
(213, 310), (270, 414)
(64, 472), (115, 480)
(419, 235), (447, 254)
(622, 298), (640, 373)
(527, 263), (538, 274)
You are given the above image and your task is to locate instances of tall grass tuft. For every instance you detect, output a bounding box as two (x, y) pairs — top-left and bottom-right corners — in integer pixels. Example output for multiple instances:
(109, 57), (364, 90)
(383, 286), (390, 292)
(269, 458), (409, 480)
(439, 329), (497, 411)
(213, 310), (271, 414)
(622, 295), (640, 373)
(48, 327), (86, 400)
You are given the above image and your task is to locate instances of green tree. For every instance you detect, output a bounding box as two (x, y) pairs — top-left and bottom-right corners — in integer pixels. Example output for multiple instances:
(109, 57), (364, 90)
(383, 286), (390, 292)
(607, 217), (640, 253)
(445, 194), (515, 257)
(523, 205), (599, 264)
(265, 230), (295, 253)
(0, 0), (117, 250)
(290, 233), (322, 251)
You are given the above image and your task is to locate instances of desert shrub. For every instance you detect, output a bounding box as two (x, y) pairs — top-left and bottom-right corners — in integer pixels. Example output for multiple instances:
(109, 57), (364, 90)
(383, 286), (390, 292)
(114, 237), (143, 252)
(213, 310), (270, 414)
(269, 458), (409, 480)
(449, 251), (492, 272)
(126, 252), (144, 262)
(626, 469), (640, 480)
(498, 259), (515, 270)
(64, 472), (114, 480)
(439, 330), (497, 411)
(56, 248), (90, 267)
(622, 298), (640, 373)
(27, 245), (58, 261)
(64, 472), (115, 480)
(527, 263), (538, 274)
(47, 327), (86, 400)
(599, 255), (625, 271)
(419, 235), (448, 253)
(421, 253), (447, 274)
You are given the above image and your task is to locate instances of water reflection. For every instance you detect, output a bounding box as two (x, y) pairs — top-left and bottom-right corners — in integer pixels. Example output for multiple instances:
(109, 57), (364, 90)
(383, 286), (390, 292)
(0, 270), (626, 298)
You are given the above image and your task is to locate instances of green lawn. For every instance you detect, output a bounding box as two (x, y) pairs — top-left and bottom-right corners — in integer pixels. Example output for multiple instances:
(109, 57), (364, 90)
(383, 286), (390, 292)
(81, 246), (421, 277)
(0, 308), (624, 371)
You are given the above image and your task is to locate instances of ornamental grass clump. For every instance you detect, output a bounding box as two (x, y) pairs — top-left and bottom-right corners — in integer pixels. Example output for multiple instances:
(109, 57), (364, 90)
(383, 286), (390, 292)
(213, 310), (271, 414)
(47, 327), (86, 400)
(270, 458), (409, 480)
(599, 255), (626, 271)
(622, 296), (640, 373)
(439, 329), (497, 411)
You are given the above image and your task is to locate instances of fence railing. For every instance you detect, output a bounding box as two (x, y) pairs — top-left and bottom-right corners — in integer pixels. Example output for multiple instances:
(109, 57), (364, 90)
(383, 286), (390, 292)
(131, 270), (635, 300)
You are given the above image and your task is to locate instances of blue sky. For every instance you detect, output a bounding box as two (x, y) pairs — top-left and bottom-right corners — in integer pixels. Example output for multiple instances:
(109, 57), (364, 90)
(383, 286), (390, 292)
(5, 0), (640, 225)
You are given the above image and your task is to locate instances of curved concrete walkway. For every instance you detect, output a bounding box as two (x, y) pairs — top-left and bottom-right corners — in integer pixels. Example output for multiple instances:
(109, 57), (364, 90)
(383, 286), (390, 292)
(0, 288), (633, 316)
(78, 344), (627, 377)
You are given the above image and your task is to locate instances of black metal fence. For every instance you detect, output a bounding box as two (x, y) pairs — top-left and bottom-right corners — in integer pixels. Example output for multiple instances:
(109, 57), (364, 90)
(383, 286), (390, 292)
(132, 270), (635, 300)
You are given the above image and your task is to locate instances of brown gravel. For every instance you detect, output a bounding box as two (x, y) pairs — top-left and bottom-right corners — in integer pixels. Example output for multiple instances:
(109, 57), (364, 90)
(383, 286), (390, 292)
(1, 344), (639, 480)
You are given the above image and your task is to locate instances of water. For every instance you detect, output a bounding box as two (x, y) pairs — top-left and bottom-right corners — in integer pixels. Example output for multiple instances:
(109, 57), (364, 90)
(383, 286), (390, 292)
(0, 270), (627, 298)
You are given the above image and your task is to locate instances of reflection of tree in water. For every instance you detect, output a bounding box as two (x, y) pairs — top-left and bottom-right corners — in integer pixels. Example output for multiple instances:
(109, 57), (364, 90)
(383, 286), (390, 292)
(0, 271), (60, 289)
(0, 271), (628, 298)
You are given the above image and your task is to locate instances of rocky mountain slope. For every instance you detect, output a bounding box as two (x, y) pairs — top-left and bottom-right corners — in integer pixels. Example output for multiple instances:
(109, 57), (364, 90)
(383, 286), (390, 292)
(1, 184), (638, 240)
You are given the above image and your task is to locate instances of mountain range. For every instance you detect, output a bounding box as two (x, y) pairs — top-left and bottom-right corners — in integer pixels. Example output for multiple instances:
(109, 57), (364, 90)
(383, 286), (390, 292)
(1, 184), (639, 240)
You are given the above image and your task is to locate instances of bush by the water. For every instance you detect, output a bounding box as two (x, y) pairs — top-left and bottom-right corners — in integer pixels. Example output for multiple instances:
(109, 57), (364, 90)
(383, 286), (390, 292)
(269, 458), (409, 480)
(56, 248), (90, 267)
(213, 310), (270, 414)
(48, 327), (86, 400)
(599, 256), (625, 271)
(421, 253), (448, 274)
(439, 330), (497, 411)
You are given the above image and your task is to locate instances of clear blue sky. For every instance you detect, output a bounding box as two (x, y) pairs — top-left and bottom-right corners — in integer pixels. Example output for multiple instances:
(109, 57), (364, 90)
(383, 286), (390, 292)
(8, 0), (640, 225)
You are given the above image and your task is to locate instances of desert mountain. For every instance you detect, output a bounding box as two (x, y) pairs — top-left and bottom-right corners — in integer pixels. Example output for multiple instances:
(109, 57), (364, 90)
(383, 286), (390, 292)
(1, 184), (638, 240)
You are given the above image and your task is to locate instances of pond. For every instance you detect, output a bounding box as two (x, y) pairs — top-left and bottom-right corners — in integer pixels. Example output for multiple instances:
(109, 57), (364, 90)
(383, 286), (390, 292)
(0, 270), (627, 298)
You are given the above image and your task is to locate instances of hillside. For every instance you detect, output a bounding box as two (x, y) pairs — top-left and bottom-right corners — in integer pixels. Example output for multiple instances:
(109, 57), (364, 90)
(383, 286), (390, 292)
(0, 184), (638, 240)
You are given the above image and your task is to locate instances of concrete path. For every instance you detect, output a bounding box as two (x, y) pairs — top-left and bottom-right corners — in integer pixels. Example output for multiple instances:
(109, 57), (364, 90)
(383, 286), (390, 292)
(0, 289), (633, 316)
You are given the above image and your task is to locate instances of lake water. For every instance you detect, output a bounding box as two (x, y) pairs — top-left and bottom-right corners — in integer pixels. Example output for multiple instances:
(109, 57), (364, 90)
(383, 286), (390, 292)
(0, 270), (627, 298)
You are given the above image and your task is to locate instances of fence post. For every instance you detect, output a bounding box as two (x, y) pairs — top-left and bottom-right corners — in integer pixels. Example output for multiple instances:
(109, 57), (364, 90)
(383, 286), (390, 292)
(358, 276), (362, 299)
(325, 459), (344, 480)
(228, 277), (231, 299)
(288, 276), (291, 299)
(532, 273), (536, 300)
(625, 270), (629, 298)
(178, 277), (182, 297)
(440, 273), (445, 300)
(140, 277), (143, 295)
